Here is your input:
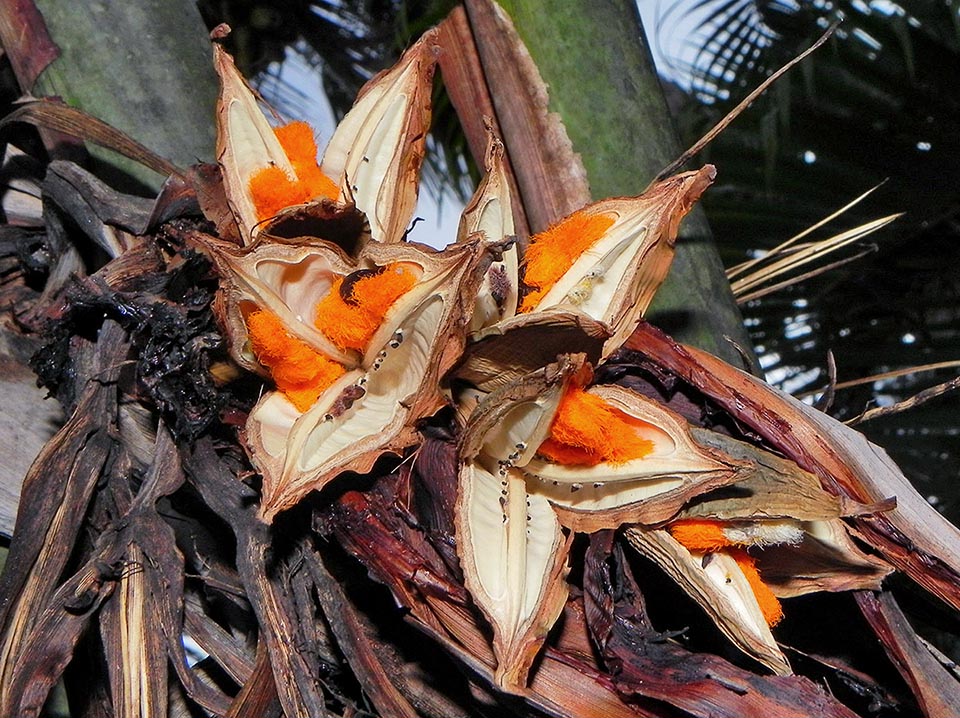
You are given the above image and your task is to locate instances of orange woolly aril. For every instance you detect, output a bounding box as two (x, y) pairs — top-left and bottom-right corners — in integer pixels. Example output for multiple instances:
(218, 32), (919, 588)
(536, 385), (655, 466)
(248, 121), (339, 223)
(314, 263), (418, 352)
(670, 521), (784, 628)
(247, 309), (345, 412)
(519, 210), (615, 312)
(669, 519), (732, 553)
(730, 549), (784, 627)
(274, 122), (321, 172)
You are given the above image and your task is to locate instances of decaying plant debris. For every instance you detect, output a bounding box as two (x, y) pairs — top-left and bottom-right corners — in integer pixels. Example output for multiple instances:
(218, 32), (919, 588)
(2, 4), (960, 718)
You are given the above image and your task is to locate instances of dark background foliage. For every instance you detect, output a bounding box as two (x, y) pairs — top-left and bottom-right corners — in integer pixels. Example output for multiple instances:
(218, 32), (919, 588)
(653, 0), (960, 522)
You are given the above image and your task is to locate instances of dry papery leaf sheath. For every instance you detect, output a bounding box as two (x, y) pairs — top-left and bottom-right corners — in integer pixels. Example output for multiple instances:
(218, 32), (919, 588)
(1, 9), (959, 718)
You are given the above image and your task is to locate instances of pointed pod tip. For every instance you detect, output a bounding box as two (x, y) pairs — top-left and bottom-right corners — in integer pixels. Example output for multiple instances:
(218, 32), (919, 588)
(210, 23), (231, 41)
(683, 164), (716, 201)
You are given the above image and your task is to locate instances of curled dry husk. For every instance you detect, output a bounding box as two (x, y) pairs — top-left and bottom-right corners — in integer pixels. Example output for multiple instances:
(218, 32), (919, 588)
(245, 238), (488, 521)
(454, 308), (609, 393)
(522, 165), (716, 357)
(214, 31), (439, 244)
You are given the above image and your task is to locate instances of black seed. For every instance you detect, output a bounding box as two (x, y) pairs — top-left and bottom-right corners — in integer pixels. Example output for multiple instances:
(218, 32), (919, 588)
(339, 266), (386, 304)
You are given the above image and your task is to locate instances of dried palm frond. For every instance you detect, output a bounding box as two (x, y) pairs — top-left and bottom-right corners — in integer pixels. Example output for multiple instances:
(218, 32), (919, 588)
(729, 211), (900, 303)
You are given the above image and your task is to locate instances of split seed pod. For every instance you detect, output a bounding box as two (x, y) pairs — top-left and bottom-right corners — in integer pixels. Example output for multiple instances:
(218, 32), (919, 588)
(456, 356), (584, 692)
(520, 165), (716, 356)
(626, 526), (792, 675)
(321, 29), (440, 244)
(241, 238), (488, 522)
(214, 30), (438, 245)
(525, 384), (745, 532)
(458, 132), (519, 331)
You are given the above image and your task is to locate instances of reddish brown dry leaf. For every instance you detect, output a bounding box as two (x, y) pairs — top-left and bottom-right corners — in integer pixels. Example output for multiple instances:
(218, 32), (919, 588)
(183, 441), (332, 718)
(225, 644), (282, 718)
(1, 100), (182, 179)
(436, 7), (530, 239)
(323, 486), (643, 717)
(307, 551), (420, 718)
(856, 591), (960, 717)
(0, 0), (60, 92)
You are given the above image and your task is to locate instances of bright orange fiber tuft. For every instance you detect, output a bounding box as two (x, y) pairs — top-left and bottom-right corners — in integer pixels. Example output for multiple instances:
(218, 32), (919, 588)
(274, 121), (320, 170)
(536, 386), (655, 466)
(670, 522), (783, 626)
(314, 264), (418, 352)
(669, 519), (732, 553)
(730, 548), (784, 627)
(275, 121), (339, 201)
(247, 309), (345, 412)
(248, 166), (312, 223)
(519, 210), (616, 312)
(248, 122), (339, 223)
